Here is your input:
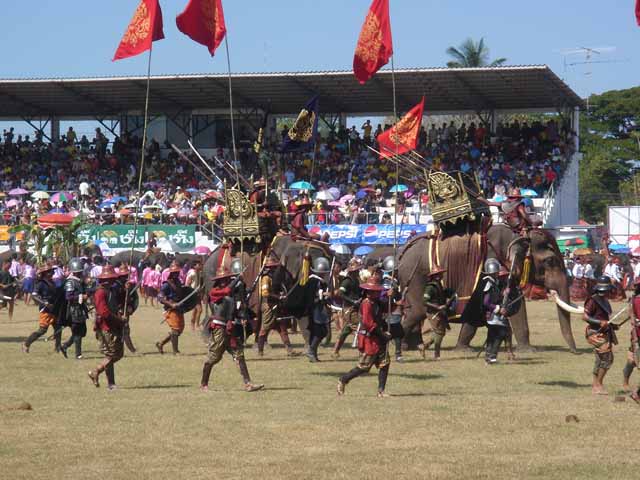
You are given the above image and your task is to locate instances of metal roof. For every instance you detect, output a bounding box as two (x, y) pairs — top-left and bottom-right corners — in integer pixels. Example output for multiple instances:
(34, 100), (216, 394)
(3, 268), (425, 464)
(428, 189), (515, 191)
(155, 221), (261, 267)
(0, 65), (582, 118)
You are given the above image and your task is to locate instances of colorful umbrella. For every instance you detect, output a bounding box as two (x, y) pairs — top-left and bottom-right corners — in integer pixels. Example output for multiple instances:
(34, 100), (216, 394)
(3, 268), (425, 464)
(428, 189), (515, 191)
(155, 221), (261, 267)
(6, 199), (20, 207)
(328, 201), (342, 207)
(194, 246), (211, 255)
(290, 181), (315, 191)
(339, 194), (354, 205)
(328, 187), (341, 199)
(31, 191), (49, 200)
(520, 188), (538, 197)
(51, 191), (74, 203)
(354, 245), (374, 256)
(330, 244), (351, 255)
(389, 184), (408, 193)
(355, 190), (369, 200)
(573, 248), (593, 256)
(315, 190), (335, 201)
(9, 188), (28, 196)
(37, 213), (74, 228)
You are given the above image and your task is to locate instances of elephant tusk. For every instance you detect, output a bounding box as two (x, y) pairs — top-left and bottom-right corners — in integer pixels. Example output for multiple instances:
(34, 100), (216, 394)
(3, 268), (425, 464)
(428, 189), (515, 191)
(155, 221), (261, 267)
(549, 290), (584, 315)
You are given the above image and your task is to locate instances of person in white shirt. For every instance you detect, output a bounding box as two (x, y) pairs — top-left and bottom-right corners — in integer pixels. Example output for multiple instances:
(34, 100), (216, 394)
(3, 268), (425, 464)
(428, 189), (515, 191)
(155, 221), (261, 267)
(583, 261), (594, 280)
(570, 257), (589, 300)
(604, 257), (626, 300)
(633, 258), (640, 285)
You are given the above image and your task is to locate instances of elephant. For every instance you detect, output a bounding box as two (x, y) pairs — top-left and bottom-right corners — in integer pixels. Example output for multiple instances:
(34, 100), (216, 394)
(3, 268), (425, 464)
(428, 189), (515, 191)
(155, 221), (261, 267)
(398, 224), (578, 353)
(109, 250), (171, 270)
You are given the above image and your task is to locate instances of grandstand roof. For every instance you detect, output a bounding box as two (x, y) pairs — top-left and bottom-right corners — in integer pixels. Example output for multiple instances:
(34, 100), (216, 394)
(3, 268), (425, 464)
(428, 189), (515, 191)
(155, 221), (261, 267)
(0, 65), (582, 118)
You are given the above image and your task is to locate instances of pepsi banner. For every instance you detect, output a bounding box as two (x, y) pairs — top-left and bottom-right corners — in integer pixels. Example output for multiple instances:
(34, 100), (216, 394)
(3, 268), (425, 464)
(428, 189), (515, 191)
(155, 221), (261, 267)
(306, 224), (428, 245)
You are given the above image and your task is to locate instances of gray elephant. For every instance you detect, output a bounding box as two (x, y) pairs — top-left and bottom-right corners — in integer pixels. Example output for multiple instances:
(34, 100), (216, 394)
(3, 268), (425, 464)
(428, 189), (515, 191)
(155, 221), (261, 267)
(398, 224), (577, 353)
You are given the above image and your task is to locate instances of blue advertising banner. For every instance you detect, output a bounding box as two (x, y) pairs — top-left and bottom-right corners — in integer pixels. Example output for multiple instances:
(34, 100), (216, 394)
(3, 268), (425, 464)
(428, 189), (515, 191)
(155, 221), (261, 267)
(306, 224), (428, 245)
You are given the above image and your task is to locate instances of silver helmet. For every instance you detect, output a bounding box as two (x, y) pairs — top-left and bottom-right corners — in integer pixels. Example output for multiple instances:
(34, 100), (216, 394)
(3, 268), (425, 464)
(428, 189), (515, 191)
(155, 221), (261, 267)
(381, 255), (396, 273)
(483, 258), (501, 275)
(311, 256), (331, 274)
(230, 258), (243, 275)
(68, 257), (84, 274)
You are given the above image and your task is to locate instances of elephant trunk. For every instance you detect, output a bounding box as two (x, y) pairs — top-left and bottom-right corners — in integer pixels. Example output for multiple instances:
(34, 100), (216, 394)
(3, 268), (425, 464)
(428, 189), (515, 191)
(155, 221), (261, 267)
(550, 280), (578, 353)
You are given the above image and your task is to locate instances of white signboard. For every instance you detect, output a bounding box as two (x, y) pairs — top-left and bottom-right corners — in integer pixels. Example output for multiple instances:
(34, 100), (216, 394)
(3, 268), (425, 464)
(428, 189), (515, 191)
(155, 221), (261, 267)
(608, 206), (640, 245)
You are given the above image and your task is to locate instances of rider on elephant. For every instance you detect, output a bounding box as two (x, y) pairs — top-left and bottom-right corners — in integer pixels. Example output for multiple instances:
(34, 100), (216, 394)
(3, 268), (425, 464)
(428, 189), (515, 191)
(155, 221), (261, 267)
(421, 266), (454, 360)
(497, 188), (541, 235)
(481, 259), (512, 365)
(290, 196), (329, 242)
(331, 258), (363, 359)
(257, 257), (302, 358)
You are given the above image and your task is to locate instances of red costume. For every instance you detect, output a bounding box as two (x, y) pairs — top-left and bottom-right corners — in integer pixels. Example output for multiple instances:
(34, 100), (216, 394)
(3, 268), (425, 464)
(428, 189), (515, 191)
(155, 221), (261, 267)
(94, 286), (121, 332)
(357, 298), (385, 356)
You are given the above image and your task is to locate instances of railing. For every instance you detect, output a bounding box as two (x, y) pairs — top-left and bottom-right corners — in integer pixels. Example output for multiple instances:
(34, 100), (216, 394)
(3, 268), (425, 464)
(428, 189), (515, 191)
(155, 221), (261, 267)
(541, 181), (556, 227)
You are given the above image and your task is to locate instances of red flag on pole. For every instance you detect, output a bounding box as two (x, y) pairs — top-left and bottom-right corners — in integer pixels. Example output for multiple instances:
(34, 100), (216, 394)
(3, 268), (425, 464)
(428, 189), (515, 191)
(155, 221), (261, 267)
(377, 97), (425, 159)
(636, 0), (640, 25)
(113, 0), (164, 61)
(176, 0), (227, 56)
(353, 0), (393, 84)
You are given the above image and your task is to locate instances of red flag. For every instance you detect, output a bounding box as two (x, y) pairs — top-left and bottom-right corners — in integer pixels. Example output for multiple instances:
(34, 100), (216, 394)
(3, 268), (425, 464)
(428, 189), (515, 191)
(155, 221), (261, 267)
(377, 97), (425, 159)
(353, 0), (393, 84)
(176, 0), (227, 56)
(113, 0), (164, 61)
(636, 0), (640, 25)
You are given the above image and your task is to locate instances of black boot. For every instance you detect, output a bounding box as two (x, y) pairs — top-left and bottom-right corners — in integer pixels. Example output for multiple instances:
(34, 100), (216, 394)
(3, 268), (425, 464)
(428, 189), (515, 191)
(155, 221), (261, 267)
(338, 367), (366, 394)
(170, 333), (180, 355)
(377, 365), (390, 395)
(201, 363), (213, 390)
(105, 363), (116, 389)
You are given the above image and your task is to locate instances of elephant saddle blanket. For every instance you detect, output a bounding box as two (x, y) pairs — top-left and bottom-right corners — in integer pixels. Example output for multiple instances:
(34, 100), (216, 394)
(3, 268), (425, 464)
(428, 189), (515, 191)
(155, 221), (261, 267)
(430, 231), (486, 319)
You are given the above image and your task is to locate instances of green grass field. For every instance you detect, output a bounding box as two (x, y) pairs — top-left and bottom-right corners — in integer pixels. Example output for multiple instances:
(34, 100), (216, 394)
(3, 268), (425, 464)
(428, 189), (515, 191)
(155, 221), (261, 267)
(1, 299), (639, 480)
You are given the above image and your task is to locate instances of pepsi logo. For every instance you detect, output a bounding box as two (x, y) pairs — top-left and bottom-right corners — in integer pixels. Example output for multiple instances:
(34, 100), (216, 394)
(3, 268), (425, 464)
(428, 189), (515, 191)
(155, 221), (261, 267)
(363, 225), (378, 237)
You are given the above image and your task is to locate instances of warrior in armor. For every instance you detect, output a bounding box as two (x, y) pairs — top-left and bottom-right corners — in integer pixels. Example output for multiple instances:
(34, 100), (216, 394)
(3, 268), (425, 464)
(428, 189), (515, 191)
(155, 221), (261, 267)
(337, 276), (392, 398)
(583, 276), (619, 395)
(498, 189), (541, 235)
(200, 267), (264, 393)
(22, 264), (62, 353)
(623, 278), (640, 403)
(290, 196), (329, 242)
(257, 257), (301, 357)
(305, 257), (332, 362)
(60, 258), (89, 359)
(481, 259), (512, 364)
(115, 265), (139, 354)
(156, 262), (186, 355)
(421, 266), (455, 360)
(88, 265), (124, 390)
(331, 258), (363, 359)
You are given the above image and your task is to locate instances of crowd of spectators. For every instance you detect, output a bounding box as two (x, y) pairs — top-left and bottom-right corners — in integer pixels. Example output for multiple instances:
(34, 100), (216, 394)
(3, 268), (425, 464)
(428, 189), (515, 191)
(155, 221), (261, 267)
(0, 116), (576, 230)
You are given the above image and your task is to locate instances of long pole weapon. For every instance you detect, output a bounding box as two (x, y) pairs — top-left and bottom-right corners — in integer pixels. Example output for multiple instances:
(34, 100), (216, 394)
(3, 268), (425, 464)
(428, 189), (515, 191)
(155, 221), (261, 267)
(123, 46), (154, 325)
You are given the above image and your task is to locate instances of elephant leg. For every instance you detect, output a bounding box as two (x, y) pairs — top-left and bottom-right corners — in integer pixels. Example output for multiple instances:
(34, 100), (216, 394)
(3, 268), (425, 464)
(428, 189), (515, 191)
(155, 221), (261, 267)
(455, 323), (477, 351)
(509, 304), (535, 352)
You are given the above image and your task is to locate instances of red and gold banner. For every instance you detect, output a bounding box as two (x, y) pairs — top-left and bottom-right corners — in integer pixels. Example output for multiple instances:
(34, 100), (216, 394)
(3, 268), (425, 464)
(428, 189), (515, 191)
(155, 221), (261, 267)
(113, 0), (165, 61)
(176, 0), (227, 56)
(636, 0), (640, 25)
(377, 97), (425, 158)
(353, 0), (393, 84)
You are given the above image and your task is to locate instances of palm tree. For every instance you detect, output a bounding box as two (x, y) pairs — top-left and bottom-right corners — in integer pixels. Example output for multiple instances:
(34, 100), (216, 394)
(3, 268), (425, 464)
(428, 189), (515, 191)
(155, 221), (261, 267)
(446, 38), (507, 68)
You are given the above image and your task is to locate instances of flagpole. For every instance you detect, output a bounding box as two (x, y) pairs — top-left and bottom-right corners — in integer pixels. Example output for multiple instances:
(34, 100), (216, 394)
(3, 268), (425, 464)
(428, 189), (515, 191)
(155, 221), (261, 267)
(391, 55), (399, 268)
(224, 32), (244, 270)
(125, 46), (153, 316)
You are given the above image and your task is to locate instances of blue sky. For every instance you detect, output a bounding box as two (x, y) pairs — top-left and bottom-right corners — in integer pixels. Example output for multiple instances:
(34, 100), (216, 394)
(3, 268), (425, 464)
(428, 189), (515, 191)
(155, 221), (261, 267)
(0, 0), (638, 98)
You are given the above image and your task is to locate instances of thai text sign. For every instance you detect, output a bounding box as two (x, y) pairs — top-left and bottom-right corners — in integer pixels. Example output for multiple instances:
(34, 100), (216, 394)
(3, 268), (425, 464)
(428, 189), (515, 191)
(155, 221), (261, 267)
(77, 225), (196, 251)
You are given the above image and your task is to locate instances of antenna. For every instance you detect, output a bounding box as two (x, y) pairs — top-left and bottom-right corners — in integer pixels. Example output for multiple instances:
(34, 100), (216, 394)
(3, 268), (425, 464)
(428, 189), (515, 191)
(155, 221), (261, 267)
(555, 46), (627, 111)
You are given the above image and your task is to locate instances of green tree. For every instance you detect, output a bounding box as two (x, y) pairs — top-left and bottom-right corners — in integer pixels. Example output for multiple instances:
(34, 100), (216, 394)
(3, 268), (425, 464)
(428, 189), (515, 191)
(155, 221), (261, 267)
(446, 38), (507, 68)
